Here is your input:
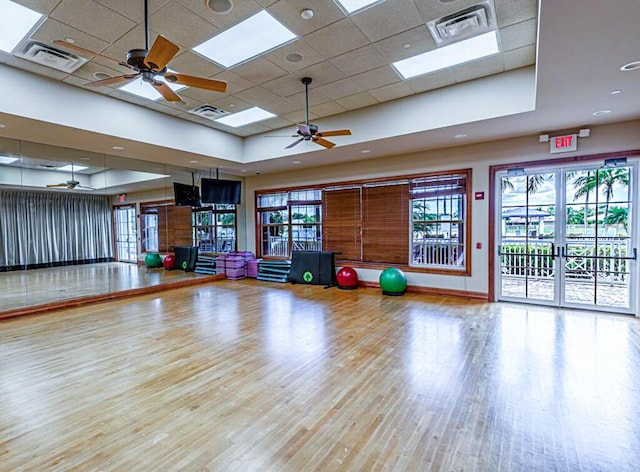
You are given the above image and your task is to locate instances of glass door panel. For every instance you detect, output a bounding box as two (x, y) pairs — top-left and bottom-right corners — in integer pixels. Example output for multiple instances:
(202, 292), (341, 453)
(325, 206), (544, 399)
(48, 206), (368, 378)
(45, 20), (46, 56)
(114, 206), (137, 263)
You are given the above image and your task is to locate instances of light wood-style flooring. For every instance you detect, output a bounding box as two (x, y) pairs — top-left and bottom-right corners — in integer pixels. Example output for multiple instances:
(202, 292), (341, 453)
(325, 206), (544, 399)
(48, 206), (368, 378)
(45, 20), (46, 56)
(1, 280), (639, 471)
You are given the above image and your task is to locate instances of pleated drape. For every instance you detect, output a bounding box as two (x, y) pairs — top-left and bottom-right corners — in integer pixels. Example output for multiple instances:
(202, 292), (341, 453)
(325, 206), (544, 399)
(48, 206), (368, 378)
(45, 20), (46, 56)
(0, 190), (113, 269)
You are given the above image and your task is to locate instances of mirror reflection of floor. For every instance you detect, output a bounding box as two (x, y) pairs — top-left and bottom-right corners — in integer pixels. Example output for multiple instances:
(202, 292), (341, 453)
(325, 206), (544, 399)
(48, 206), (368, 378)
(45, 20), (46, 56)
(0, 262), (211, 312)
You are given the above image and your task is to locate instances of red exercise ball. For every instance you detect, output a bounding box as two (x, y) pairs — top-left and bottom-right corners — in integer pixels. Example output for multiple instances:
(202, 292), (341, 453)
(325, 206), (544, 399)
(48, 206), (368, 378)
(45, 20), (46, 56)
(163, 254), (176, 270)
(336, 266), (358, 290)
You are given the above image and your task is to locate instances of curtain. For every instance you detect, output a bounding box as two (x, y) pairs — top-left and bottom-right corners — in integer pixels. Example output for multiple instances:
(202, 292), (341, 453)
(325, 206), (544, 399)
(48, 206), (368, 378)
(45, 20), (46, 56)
(0, 190), (113, 270)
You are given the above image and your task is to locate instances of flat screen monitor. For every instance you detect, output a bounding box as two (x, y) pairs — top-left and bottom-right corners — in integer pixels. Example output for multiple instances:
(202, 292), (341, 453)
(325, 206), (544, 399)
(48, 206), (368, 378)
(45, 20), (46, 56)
(173, 182), (201, 207)
(201, 178), (242, 204)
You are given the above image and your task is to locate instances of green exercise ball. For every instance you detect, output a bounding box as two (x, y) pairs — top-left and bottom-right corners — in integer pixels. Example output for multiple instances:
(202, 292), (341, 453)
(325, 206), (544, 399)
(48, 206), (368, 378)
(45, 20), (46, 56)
(144, 252), (163, 268)
(379, 267), (407, 295)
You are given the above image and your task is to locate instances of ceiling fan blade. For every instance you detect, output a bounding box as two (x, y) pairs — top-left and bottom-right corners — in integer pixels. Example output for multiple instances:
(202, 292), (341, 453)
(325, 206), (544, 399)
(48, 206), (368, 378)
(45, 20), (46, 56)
(46, 183), (68, 188)
(285, 138), (305, 149)
(163, 73), (227, 93)
(316, 129), (352, 137)
(297, 124), (311, 136)
(144, 35), (179, 71)
(84, 74), (139, 87)
(152, 81), (182, 102)
(313, 137), (336, 149)
(52, 40), (133, 70)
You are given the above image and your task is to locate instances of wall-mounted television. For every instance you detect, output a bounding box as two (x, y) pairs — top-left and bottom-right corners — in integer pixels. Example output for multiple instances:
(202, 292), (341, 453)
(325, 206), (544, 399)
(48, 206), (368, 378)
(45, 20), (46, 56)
(201, 178), (242, 205)
(173, 182), (201, 207)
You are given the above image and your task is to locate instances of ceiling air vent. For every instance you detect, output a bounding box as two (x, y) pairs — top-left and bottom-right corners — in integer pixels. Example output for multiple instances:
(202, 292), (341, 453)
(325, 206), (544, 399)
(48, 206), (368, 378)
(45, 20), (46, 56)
(427, 0), (497, 46)
(15, 41), (87, 73)
(188, 104), (229, 120)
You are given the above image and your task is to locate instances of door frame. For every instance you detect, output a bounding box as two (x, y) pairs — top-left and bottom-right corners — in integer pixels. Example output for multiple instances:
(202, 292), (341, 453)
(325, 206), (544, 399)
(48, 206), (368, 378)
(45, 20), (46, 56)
(113, 204), (138, 263)
(489, 150), (640, 316)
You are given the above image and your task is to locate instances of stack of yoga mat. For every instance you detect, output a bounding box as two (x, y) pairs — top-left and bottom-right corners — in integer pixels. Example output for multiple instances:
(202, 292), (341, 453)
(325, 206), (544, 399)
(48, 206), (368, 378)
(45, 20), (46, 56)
(215, 254), (227, 275)
(214, 252), (259, 279)
(194, 254), (216, 275)
(257, 259), (291, 283)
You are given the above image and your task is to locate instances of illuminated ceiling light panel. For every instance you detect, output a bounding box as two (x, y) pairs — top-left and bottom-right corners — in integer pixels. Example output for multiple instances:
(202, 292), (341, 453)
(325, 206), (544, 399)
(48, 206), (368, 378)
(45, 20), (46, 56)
(214, 107), (276, 127)
(119, 71), (186, 101)
(57, 165), (88, 172)
(193, 10), (296, 68)
(392, 30), (500, 79)
(0, 156), (19, 164)
(333, 0), (385, 14)
(0, 0), (43, 53)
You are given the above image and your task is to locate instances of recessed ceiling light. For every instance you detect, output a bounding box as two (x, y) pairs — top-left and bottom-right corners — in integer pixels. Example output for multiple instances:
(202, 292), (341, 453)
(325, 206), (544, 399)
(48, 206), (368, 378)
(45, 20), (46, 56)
(64, 37), (76, 44)
(592, 109), (612, 116)
(438, 0), (457, 3)
(610, 89), (622, 95)
(79, 157), (91, 160)
(205, 0), (233, 14)
(285, 53), (303, 64)
(119, 71), (186, 101)
(57, 165), (88, 172)
(300, 9), (314, 20)
(403, 43), (411, 49)
(392, 30), (500, 79)
(0, 0), (43, 53)
(0, 124), (5, 129)
(454, 133), (468, 138)
(620, 60), (640, 72)
(93, 72), (112, 80)
(0, 155), (18, 164)
(229, 103), (236, 107)
(292, 160), (301, 164)
(193, 10), (296, 68)
(360, 149), (371, 153)
(189, 160), (199, 163)
(112, 146), (124, 150)
(214, 106), (276, 127)
(241, 169), (247, 173)
(334, 0), (384, 14)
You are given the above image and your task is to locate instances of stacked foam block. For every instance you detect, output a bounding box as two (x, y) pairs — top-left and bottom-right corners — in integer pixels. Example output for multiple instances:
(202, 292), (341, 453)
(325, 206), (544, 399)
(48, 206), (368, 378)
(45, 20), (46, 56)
(257, 260), (291, 283)
(194, 254), (216, 275)
(215, 254), (227, 275)
(215, 251), (259, 280)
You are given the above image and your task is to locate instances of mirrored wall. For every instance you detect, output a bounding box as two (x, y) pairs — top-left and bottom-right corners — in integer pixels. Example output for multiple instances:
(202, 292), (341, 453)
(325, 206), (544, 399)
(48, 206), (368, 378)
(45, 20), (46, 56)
(0, 137), (243, 314)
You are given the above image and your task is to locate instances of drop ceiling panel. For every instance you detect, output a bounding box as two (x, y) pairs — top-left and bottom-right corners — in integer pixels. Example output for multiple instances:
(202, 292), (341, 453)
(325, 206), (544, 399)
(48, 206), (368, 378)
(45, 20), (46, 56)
(267, 0), (345, 36)
(71, 60), (127, 83)
(13, 0), (61, 15)
(175, 0), (263, 31)
(5, 56), (68, 80)
(405, 68), (455, 94)
(49, 0), (137, 43)
(373, 26), (437, 62)
(336, 92), (378, 111)
(149, 2), (218, 50)
(209, 96), (253, 114)
(167, 51), (224, 79)
(350, 0), (425, 43)
(500, 18), (538, 51)
(495, 0), (537, 27)
(285, 90), (332, 108)
(262, 40), (326, 73)
(62, 74), (113, 95)
(318, 66), (399, 100)
(504, 45), (536, 71)
(93, 0), (171, 22)
(232, 57), (288, 86)
(369, 81), (414, 102)
(452, 54), (505, 83)
(210, 70), (255, 95)
(179, 86), (228, 105)
(304, 18), (370, 59)
(309, 101), (346, 118)
(330, 45), (388, 76)
(293, 61), (347, 89)
(30, 18), (111, 57)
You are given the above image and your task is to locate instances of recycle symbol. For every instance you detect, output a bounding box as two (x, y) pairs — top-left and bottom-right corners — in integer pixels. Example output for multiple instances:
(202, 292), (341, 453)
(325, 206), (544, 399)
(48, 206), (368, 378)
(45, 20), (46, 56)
(303, 271), (313, 283)
(182, 261), (188, 269)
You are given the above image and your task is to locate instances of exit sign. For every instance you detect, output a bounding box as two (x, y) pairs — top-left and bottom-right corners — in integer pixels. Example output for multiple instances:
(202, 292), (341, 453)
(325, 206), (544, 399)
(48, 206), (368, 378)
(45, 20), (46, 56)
(550, 134), (577, 153)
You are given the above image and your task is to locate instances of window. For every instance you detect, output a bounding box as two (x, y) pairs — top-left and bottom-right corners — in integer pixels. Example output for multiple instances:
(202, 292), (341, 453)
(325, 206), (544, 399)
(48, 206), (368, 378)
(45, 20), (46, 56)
(257, 189), (322, 257)
(141, 207), (159, 253)
(255, 169), (471, 275)
(411, 172), (468, 271)
(193, 204), (237, 253)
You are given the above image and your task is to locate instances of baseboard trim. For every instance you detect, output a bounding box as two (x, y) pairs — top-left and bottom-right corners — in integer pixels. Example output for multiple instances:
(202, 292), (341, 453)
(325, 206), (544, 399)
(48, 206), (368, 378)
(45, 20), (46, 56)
(358, 281), (488, 301)
(0, 274), (226, 321)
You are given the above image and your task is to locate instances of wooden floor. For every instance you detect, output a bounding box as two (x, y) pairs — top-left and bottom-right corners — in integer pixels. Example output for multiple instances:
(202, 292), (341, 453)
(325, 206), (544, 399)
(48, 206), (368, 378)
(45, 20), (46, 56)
(1, 280), (639, 471)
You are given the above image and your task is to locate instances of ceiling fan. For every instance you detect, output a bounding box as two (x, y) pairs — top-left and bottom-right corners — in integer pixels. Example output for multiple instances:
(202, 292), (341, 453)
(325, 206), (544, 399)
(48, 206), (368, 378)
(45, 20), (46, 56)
(285, 77), (352, 149)
(52, 0), (227, 102)
(46, 163), (93, 190)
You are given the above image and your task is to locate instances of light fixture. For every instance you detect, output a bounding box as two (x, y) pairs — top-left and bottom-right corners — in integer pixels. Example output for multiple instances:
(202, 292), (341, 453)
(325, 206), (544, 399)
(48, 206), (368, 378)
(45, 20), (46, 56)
(292, 160), (302, 164)
(300, 9), (314, 20)
(620, 60), (640, 72)
(112, 146), (124, 150)
(0, 155), (18, 164)
(193, 10), (296, 68)
(610, 89), (622, 95)
(0, 0), (43, 53)
(604, 157), (627, 168)
(0, 124), (5, 129)
(360, 149), (371, 154)
(578, 128), (590, 138)
(119, 70), (186, 101)
(539, 134), (550, 143)
(64, 37), (76, 44)
(214, 106), (276, 127)
(392, 30), (499, 79)
(57, 165), (88, 172)
(286, 53), (303, 63)
(592, 109), (612, 116)
(454, 133), (468, 139)
(403, 43), (412, 49)
(189, 160), (199, 164)
(204, 0), (233, 14)
(333, 0), (385, 14)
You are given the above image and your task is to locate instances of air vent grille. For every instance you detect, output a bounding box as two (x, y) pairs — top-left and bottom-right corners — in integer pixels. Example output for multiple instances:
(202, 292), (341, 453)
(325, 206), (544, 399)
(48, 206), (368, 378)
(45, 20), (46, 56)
(427, 0), (497, 46)
(188, 104), (229, 120)
(15, 40), (87, 73)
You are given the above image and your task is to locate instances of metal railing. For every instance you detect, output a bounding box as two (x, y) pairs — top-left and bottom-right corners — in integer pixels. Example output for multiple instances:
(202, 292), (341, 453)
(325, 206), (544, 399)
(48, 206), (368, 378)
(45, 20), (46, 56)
(412, 238), (464, 267)
(266, 236), (321, 257)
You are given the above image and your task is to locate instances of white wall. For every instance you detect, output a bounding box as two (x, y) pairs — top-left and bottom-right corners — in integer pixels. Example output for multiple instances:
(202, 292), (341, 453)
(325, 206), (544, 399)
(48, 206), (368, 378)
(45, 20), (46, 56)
(243, 119), (640, 295)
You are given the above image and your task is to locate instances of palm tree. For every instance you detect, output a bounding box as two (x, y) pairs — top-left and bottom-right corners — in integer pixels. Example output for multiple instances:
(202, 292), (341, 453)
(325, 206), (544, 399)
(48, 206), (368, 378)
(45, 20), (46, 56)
(572, 168), (629, 223)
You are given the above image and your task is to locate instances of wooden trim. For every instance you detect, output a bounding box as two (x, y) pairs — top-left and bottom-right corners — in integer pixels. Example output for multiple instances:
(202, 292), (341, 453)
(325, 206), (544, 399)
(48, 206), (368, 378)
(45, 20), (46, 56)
(358, 281), (488, 300)
(0, 274), (226, 321)
(487, 148), (640, 303)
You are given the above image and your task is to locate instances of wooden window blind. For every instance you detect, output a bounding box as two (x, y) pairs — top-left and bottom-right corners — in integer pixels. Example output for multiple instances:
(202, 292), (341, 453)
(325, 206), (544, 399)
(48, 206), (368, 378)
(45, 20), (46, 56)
(322, 188), (361, 261)
(362, 183), (409, 264)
